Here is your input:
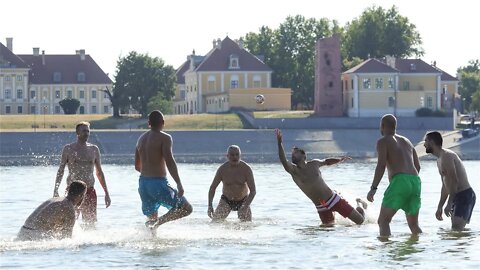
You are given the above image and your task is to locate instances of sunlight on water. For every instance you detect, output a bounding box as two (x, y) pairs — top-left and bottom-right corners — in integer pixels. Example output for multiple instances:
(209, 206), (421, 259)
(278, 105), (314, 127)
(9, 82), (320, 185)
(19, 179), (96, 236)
(1, 161), (479, 269)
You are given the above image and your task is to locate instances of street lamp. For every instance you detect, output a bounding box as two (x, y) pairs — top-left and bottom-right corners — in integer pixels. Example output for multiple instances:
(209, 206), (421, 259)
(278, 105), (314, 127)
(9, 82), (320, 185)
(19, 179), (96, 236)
(32, 96), (36, 132)
(42, 96), (47, 128)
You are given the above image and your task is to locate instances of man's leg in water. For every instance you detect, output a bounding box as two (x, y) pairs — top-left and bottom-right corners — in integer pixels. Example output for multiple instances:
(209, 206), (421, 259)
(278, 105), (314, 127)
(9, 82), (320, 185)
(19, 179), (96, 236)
(152, 201), (193, 229)
(406, 212), (422, 234)
(347, 198), (368, 225)
(378, 206), (397, 238)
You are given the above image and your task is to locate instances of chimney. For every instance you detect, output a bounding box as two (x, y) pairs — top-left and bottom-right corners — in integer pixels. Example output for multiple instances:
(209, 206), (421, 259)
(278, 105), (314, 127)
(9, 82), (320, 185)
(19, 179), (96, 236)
(6, 38), (13, 51)
(42, 50), (45, 65)
(79, 49), (85, 61)
(212, 39), (217, 49)
(238, 38), (244, 49)
(33, 47), (40, 56)
(216, 38), (222, 49)
(385, 55), (396, 69)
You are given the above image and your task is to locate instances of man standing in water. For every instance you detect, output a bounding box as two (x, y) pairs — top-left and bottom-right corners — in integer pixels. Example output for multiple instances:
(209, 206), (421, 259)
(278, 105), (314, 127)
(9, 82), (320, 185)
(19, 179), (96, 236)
(275, 129), (366, 225)
(135, 110), (193, 231)
(367, 114), (422, 237)
(18, 181), (87, 241)
(54, 122), (111, 228)
(208, 145), (256, 221)
(424, 131), (476, 230)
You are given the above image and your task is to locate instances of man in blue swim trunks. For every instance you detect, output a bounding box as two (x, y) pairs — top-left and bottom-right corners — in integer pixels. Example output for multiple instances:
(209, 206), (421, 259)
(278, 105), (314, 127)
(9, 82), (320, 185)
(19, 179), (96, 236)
(367, 114), (423, 238)
(135, 110), (193, 231)
(424, 131), (476, 230)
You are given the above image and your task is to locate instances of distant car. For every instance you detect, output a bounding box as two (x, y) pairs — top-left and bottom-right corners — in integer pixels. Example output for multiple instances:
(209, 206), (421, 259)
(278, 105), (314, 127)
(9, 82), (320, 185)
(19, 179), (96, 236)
(461, 128), (479, 139)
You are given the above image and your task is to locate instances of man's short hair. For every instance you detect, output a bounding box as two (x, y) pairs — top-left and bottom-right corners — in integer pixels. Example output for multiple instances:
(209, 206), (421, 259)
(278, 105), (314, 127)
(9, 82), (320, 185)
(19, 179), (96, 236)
(148, 110), (164, 128)
(67, 181), (87, 197)
(426, 131), (443, 147)
(227, 145), (241, 153)
(76, 122), (90, 133)
(381, 114), (397, 129)
(292, 146), (306, 155)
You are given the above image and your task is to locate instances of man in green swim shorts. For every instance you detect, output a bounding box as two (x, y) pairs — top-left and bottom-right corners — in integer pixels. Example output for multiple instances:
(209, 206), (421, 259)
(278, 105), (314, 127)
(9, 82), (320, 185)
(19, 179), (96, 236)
(367, 114), (422, 238)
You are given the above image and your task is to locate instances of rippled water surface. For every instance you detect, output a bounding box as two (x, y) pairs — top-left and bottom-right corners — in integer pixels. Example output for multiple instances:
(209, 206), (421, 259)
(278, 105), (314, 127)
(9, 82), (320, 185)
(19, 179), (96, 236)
(1, 161), (479, 269)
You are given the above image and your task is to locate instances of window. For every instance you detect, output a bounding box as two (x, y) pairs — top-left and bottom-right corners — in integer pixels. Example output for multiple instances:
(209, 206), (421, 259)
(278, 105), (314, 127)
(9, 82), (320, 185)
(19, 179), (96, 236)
(67, 90), (73, 98)
(55, 90), (61, 99)
(403, 81), (410, 90)
(4, 89), (11, 99)
(103, 106), (109, 113)
(5, 106), (11, 114)
(92, 105), (97, 114)
(53, 72), (62, 83)
(30, 91), (36, 99)
(229, 54), (240, 69)
(253, 75), (261, 88)
(230, 75), (239, 89)
(180, 90), (186, 99)
(79, 90), (85, 99)
(31, 106), (36, 114)
(79, 106), (85, 114)
(362, 78), (371, 89)
(208, 76), (216, 92)
(351, 79), (354, 89)
(55, 106), (61, 114)
(77, 72), (86, 82)
(375, 78), (383, 89)
(388, 97), (395, 107)
(427, 96), (433, 108)
(17, 75), (23, 81)
(104, 92), (108, 98)
(92, 90), (97, 99)
(388, 78), (394, 89)
(351, 97), (354, 108)
(17, 89), (23, 99)
(17, 106), (23, 114)
(5, 76), (11, 81)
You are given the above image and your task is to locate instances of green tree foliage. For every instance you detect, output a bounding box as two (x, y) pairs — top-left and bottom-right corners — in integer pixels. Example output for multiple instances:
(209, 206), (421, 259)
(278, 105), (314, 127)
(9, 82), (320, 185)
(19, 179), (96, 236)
(58, 98), (80, 114)
(147, 92), (173, 115)
(343, 5), (423, 60)
(113, 51), (176, 117)
(458, 60), (480, 112)
(244, 15), (341, 109)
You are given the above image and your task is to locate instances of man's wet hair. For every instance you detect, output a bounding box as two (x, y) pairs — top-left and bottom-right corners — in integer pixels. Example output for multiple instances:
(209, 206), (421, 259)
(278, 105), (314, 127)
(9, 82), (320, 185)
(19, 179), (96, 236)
(76, 122), (90, 133)
(381, 114), (397, 129)
(426, 131), (443, 147)
(67, 181), (87, 197)
(148, 110), (164, 128)
(292, 146), (306, 155)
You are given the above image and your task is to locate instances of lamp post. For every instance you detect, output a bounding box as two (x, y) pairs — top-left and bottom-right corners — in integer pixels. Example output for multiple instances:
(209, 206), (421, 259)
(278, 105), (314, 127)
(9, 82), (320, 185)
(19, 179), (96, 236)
(214, 98), (218, 130)
(42, 97), (47, 128)
(32, 96), (36, 132)
(128, 96), (132, 131)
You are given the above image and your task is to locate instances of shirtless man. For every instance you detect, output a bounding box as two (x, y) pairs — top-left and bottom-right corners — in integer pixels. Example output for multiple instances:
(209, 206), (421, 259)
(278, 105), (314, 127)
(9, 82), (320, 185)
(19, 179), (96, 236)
(54, 122), (111, 227)
(275, 129), (366, 225)
(135, 110), (193, 231)
(208, 145), (256, 222)
(424, 131), (476, 230)
(367, 114), (422, 237)
(17, 181), (87, 241)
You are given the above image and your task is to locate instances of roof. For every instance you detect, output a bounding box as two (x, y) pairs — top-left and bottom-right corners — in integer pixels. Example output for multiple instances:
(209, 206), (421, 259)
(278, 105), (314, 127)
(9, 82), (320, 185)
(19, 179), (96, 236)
(432, 66), (458, 81)
(175, 60), (189, 84)
(344, 58), (398, 74)
(195, 37), (272, 72)
(0, 42), (29, 69)
(394, 59), (441, 74)
(17, 54), (112, 84)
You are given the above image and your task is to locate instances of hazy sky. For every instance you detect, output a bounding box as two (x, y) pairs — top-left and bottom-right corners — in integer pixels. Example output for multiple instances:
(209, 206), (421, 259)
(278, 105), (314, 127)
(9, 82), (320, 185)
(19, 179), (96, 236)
(3, 0), (478, 79)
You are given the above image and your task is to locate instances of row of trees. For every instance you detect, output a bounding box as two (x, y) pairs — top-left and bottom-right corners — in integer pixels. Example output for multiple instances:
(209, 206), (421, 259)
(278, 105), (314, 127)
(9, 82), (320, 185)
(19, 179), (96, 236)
(457, 60), (480, 112)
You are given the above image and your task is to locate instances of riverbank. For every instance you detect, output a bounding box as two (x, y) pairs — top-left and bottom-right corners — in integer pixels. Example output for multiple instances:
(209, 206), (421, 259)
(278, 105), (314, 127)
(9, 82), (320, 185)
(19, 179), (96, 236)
(1, 129), (478, 166)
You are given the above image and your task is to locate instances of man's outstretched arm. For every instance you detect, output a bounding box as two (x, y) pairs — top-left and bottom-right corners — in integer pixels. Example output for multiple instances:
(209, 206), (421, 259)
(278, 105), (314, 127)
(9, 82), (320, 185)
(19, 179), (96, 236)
(275, 129), (293, 173)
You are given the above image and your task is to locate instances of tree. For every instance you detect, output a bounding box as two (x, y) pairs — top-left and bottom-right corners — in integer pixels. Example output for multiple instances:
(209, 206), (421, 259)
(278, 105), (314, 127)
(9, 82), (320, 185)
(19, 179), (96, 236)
(59, 98), (80, 114)
(147, 92), (173, 114)
(458, 60), (480, 112)
(112, 51), (176, 117)
(343, 5), (424, 60)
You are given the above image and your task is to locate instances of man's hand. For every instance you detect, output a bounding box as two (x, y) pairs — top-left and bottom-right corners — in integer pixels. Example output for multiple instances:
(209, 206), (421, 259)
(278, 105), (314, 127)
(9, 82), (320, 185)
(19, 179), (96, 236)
(105, 193), (111, 208)
(177, 183), (184, 198)
(367, 189), (376, 202)
(435, 207), (443, 221)
(275, 129), (282, 143)
(444, 202), (452, 217)
(208, 205), (214, 219)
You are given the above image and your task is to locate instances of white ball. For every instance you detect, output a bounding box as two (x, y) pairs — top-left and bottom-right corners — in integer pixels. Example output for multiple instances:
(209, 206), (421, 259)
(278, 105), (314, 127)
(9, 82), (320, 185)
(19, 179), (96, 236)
(255, 94), (265, 104)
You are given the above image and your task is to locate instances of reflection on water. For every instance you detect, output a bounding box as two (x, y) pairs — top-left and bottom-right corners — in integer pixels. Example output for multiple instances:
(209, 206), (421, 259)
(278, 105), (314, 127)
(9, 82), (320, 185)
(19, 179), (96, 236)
(385, 234), (424, 261)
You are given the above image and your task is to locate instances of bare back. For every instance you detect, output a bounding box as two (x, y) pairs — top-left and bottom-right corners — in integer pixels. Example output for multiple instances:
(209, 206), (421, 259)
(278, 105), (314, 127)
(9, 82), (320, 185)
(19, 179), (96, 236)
(289, 160), (333, 204)
(216, 161), (253, 200)
(136, 130), (170, 177)
(438, 149), (471, 194)
(22, 198), (76, 234)
(382, 134), (419, 179)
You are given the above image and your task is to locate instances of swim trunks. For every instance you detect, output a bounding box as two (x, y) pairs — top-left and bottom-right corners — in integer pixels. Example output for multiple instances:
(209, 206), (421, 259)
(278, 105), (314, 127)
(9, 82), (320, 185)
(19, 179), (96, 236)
(221, 194), (247, 211)
(138, 176), (187, 217)
(452, 187), (476, 223)
(382, 173), (421, 215)
(315, 192), (354, 224)
(79, 187), (97, 223)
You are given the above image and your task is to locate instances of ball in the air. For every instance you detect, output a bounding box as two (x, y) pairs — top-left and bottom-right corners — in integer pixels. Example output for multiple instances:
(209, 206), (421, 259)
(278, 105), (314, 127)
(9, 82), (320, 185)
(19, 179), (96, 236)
(255, 94), (265, 104)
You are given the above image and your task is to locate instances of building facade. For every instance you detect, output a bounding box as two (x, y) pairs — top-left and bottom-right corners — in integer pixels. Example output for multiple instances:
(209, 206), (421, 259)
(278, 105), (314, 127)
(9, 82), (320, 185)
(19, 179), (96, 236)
(342, 57), (459, 117)
(0, 39), (112, 115)
(174, 37), (291, 114)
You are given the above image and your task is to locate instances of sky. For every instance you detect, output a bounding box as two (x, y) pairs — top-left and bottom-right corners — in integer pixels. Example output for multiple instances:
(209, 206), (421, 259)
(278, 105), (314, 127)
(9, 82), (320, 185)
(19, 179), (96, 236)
(2, 0), (479, 79)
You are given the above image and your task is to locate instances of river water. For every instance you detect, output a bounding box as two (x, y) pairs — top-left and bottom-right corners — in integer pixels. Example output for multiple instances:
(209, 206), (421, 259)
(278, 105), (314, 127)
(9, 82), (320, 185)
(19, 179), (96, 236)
(1, 161), (479, 269)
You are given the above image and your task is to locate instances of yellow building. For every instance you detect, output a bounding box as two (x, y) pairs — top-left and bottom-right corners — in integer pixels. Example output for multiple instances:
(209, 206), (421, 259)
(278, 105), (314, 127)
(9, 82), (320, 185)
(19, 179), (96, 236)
(174, 37), (291, 114)
(342, 57), (459, 117)
(0, 39), (112, 115)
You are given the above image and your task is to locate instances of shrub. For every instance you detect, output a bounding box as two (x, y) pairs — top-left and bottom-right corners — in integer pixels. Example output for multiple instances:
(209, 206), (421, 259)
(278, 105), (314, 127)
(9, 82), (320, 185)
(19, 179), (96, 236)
(59, 98), (80, 114)
(415, 107), (433, 117)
